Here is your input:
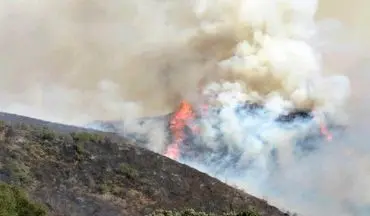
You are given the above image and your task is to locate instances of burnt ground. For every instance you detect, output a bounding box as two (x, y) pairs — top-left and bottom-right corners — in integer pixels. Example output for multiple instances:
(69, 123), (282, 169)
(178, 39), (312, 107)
(0, 112), (291, 216)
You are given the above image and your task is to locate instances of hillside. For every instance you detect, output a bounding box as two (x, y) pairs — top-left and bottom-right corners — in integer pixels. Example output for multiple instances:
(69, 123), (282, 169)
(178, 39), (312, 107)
(0, 112), (290, 216)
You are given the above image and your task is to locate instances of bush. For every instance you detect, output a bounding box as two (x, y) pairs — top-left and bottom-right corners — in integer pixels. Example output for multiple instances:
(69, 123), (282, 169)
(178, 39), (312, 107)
(34, 126), (55, 141)
(0, 182), (47, 216)
(4, 161), (31, 185)
(70, 132), (102, 143)
(117, 163), (139, 179)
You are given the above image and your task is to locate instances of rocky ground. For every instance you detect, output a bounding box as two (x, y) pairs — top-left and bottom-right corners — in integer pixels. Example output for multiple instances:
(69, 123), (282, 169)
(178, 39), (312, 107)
(0, 112), (292, 216)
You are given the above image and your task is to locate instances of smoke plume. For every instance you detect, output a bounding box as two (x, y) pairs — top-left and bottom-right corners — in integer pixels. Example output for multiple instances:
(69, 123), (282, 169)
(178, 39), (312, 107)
(1, 0), (370, 216)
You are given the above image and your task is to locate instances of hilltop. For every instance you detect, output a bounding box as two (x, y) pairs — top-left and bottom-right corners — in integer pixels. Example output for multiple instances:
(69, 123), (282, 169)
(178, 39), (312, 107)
(0, 112), (291, 216)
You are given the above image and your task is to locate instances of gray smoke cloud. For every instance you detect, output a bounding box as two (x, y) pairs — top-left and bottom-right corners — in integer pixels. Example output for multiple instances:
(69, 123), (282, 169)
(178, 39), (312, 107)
(0, 0), (218, 124)
(1, 0), (370, 216)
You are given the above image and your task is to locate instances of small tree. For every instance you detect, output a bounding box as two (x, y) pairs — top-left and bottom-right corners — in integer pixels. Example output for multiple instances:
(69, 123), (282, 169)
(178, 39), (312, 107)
(0, 182), (47, 216)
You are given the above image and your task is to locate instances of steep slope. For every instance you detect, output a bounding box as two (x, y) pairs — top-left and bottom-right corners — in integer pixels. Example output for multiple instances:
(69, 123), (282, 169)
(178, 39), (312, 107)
(0, 112), (289, 216)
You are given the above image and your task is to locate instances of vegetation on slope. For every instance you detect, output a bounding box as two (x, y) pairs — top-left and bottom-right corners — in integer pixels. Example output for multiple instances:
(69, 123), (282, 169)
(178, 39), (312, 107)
(0, 182), (46, 216)
(0, 117), (289, 216)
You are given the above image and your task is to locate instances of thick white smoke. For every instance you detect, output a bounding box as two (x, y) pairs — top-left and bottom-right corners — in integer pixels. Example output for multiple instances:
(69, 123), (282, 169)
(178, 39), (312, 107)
(173, 1), (368, 216)
(174, 1), (369, 216)
(196, 0), (350, 117)
(1, 0), (370, 216)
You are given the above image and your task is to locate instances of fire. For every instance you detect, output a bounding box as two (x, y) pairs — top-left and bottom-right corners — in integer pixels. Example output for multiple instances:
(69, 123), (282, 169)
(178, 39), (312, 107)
(164, 98), (333, 160)
(164, 100), (198, 160)
(313, 109), (333, 141)
(319, 123), (333, 141)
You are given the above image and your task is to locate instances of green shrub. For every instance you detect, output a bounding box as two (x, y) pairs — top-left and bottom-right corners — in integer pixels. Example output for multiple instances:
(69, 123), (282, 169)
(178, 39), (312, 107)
(98, 183), (110, 194)
(0, 120), (5, 128)
(0, 182), (47, 216)
(117, 163), (139, 179)
(70, 132), (102, 143)
(37, 127), (55, 141)
(76, 142), (85, 155)
(5, 161), (31, 185)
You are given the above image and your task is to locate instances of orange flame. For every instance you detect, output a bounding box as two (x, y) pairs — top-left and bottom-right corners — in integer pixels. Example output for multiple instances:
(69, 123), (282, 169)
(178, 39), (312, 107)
(164, 99), (333, 161)
(164, 100), (198, 160)
(320, 123), (333, 141)
(313, 109), (333, 141)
